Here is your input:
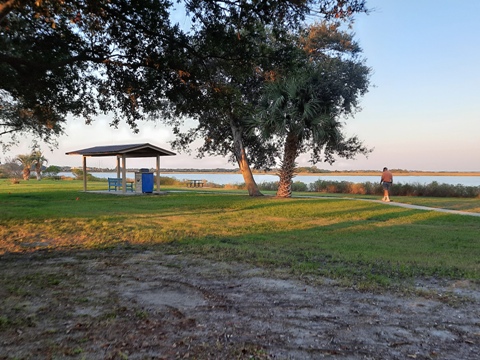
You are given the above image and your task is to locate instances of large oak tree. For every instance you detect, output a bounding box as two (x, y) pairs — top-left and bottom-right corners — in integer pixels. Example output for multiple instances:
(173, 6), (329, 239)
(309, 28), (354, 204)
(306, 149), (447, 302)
(1, 0), (182, 148)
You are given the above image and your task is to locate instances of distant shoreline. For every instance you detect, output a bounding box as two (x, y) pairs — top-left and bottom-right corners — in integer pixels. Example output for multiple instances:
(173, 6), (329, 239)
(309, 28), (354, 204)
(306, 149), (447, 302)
(81, 169), (480, 177)
(160, 171), (480, 177)
(297, 171), (480, 177)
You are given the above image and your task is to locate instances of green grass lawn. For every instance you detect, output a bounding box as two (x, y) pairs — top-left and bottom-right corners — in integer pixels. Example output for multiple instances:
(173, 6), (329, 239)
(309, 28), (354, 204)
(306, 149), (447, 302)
(1, 179), (479, 287)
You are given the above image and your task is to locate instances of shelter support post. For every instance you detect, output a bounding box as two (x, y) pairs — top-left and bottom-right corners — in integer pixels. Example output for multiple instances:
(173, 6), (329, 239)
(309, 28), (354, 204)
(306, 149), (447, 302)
(116, 157), (121, 178)
(82, 156), (87, 192)
(156, 155), (160, 192)
(121, 155), (127, 194)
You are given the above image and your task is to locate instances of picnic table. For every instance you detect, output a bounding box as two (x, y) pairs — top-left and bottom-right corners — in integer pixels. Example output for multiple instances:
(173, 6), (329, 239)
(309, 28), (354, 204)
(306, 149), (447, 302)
(186, 179), (205, 188)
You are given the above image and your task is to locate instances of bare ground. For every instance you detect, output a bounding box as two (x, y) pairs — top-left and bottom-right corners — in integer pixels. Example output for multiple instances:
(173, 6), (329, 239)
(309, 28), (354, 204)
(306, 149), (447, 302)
(1, 249), (479, 359)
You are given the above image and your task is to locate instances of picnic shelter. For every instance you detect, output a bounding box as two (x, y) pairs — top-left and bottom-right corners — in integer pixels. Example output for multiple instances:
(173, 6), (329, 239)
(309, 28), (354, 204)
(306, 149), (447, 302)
(66, 143), (176, 193)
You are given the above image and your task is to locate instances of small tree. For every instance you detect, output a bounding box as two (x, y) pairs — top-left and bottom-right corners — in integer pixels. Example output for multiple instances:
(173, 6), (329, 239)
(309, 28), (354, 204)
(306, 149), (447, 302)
(15, 153), (34, 180)
(44, 165), (61, 178)
(71, 168), (84, 180)
(31, 149), (48, 180)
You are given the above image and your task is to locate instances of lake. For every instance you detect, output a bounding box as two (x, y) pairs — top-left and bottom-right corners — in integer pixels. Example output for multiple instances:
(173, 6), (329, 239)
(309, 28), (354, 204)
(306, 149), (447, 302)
(59, 172), (480, 187)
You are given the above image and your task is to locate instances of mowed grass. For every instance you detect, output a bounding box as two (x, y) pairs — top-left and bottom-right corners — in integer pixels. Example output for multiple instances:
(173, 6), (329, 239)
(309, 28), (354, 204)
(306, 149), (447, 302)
(1, 179), (480, 287)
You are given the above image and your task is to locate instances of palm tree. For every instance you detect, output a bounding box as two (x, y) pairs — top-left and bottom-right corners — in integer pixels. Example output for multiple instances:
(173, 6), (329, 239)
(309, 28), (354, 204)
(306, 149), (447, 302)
(256, 73), (332, 197)
(256, 61), (370, 197)
(250, 22), (372, 197)
(31, 150), (48, 180)
(15, 154), (34, 181)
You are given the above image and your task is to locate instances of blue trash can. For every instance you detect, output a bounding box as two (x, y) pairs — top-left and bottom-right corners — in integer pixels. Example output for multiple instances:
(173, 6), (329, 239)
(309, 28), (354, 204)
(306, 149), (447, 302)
(141, 172), (154, 193)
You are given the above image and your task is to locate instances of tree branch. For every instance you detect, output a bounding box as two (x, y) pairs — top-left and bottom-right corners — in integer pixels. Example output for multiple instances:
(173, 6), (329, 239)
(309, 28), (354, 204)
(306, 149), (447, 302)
(0, 50), (111, 72)
(0, 126), (22, 136)
(0, 0), (28, 23)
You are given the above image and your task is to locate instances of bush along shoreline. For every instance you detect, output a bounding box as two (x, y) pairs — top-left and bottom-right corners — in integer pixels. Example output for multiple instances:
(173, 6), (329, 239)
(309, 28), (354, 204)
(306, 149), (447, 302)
(252, 180), (480, 198)
(95, 175), (480, 198)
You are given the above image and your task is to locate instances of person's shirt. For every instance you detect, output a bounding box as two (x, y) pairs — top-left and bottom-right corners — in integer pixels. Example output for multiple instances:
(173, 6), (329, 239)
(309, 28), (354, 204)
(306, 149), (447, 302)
(381, 170), (393, 183)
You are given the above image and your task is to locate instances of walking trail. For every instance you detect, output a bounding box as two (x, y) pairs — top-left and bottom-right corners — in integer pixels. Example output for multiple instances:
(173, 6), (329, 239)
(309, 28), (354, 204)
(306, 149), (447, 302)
(353, 197), (480, 217)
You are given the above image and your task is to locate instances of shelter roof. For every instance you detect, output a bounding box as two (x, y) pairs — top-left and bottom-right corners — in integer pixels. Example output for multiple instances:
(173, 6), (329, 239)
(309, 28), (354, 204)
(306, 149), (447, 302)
(66, 143), (176, 158)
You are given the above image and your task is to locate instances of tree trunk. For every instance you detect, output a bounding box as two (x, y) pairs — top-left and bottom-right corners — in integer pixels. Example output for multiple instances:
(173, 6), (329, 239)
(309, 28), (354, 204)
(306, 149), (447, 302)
(35, 164), (42, 180)
(230, 119), (263, 197)
(22, 167), (30, 181)
(276, 131), (299, 198)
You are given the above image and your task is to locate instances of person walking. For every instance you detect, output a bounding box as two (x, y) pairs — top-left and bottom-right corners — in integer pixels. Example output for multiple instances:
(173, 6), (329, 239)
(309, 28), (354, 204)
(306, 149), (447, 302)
(380, 167), (393, 202)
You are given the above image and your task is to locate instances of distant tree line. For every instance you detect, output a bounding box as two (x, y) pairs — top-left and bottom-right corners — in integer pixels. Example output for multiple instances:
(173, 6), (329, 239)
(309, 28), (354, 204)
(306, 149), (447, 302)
(0, 146), (59, 180)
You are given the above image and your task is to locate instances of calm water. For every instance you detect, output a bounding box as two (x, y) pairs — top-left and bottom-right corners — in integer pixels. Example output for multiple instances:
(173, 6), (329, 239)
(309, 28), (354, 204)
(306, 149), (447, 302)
(59, 172), (480, 187)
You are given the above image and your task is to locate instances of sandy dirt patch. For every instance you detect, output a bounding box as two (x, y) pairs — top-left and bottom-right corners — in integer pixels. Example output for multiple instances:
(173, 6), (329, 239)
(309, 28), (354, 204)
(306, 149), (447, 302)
(1, 249), (479, 359)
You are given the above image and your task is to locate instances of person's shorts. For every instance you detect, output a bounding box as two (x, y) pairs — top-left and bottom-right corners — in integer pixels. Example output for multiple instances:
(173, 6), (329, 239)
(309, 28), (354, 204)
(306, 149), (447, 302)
(382, 182), (392, 190)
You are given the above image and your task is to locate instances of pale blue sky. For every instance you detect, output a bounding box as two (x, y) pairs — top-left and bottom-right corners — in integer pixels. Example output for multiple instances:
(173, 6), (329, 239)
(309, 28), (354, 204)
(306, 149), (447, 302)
(5, 0), (480, 171)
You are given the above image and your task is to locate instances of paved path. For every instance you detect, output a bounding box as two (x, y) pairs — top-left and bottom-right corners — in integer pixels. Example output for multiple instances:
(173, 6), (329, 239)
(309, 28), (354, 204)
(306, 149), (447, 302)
(293, 194), (480, 217)
(349, 197), (480, 217)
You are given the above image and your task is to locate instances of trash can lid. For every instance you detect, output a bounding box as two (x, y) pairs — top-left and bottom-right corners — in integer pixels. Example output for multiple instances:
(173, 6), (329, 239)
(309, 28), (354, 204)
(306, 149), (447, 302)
(140, 168), (149, 172)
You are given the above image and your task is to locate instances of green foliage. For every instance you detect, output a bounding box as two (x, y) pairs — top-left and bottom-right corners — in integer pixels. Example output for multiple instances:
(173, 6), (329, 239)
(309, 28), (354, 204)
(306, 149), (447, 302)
(254, 23), (371, 197)
(15, 153), (35, 180)
(44, 165), (61, 177)
(158, 176), (177, 186)
(69, 168), (103, 182)
(1, 1), (367, 150)
(228, 178), (480, 198)
(158, 176), (184, 186)
(71, 168), (84, 180)
(1, 0), (176, 147)
(30, 149), (48, 179)
(257, 181), (279, 191)
(296, 166), (331, 173)
(258, 181), (308, 192)
(292, 181), (308, 192)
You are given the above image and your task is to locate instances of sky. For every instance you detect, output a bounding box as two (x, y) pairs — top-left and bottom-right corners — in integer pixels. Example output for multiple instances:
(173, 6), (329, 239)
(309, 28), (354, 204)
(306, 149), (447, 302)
(3, 0), (480, 171)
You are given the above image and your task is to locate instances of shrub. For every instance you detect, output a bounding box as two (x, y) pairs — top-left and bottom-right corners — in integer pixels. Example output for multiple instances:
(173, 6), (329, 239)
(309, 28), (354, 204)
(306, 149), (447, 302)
(224, 183), (245, 190)
(350, 183), (366, 195)
(71, 168), (84, 180)
(291, 181), (308, 192)
(44, 165), (61, 177)
(256, 181), (307, 192)
(362, 181), (382, 195)
(86, 173), (103, 181)
(309, 179), (479, 198)
(158, 176), (180, 185)
(201, 181), (223, 188)
(309, 180), (327, 192)
(258, 181), (278, 191)
(71, 168), (102, 181)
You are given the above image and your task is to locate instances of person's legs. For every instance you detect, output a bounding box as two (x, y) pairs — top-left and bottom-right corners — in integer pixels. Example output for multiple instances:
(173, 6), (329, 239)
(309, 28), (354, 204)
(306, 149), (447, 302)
(382, 183), (391, 201)
(384, 189), (390, 202)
